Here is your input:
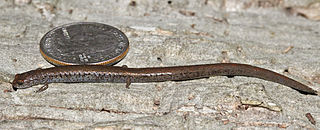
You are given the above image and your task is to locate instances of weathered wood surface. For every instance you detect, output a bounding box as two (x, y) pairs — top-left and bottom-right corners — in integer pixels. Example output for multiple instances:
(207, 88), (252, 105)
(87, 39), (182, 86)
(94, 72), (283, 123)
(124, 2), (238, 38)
(0, 0), (319, 129)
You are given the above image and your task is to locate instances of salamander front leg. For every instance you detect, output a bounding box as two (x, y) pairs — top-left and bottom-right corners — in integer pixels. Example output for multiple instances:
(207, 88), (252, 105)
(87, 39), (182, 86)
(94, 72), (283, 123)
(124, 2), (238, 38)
(126, 78), (131, 89)
(121, 65), (131, 89)
(35, 83), (49, 93)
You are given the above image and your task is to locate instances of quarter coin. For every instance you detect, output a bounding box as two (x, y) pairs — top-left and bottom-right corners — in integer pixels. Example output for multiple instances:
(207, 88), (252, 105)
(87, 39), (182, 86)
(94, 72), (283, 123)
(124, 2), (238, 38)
(40, 22), (129, 66)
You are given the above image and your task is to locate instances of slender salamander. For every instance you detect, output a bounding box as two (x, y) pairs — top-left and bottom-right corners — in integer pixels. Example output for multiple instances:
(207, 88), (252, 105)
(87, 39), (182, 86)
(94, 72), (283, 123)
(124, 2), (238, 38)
(11, 63), (318, 95)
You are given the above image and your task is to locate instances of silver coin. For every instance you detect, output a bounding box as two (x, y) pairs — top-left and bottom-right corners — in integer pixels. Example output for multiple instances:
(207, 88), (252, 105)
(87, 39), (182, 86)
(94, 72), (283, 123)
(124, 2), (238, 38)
(40, 22), (129, 66)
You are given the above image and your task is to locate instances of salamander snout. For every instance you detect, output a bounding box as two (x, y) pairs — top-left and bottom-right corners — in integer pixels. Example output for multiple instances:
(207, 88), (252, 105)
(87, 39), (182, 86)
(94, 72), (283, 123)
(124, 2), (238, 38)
(12, 74), (32, 90)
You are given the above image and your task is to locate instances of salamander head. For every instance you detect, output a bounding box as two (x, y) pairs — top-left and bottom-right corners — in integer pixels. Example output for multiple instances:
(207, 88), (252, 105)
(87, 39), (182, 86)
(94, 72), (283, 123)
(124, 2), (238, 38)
(12, 72), (38, 90)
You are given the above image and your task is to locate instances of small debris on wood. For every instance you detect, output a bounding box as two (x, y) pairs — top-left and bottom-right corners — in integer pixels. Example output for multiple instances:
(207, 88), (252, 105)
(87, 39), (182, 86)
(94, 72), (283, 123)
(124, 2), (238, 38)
(212, 17), (229, 24)
(312, 74), (320, 84)
(221, 51), (230, 63)
(236, 104), (249, 110)
(154, 99), (161, 106)
(222, 119), (230, 125)
(36, 3), (56, 21)
(204, 0), (208, 5)
(68, 9), (73, 14)
(190, 24), (196, 28)
(14, 0), (31, 5)
(282, 46), (294, 54)
(157, 57), (162, 62)
(188, 94), (195, 100)
(3, 89), (13, 93)
(223, 30), (229, 36)
(179, 10), (195, 16)
(155, 28), (174, 36)
(285, 2), (320, 21)
(257, 0), (283, 8)
(11, 58), (17, 62)
(306, 113), (316, 125)
(129, 1), (137, 6)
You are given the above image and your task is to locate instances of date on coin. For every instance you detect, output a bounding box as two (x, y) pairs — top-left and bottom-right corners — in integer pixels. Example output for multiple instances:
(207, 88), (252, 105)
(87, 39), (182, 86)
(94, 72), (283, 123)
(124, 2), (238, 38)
(40, 22), (129, 66)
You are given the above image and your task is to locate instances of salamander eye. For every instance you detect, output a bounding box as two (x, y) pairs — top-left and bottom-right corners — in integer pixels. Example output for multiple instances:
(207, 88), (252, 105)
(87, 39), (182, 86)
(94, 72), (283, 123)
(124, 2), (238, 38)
(17, 80), (24, 85)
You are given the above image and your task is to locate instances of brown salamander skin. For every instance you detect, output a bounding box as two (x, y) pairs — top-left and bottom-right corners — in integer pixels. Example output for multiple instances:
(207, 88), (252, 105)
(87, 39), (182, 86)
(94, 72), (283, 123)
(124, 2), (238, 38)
(12, 63), (318, 94)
